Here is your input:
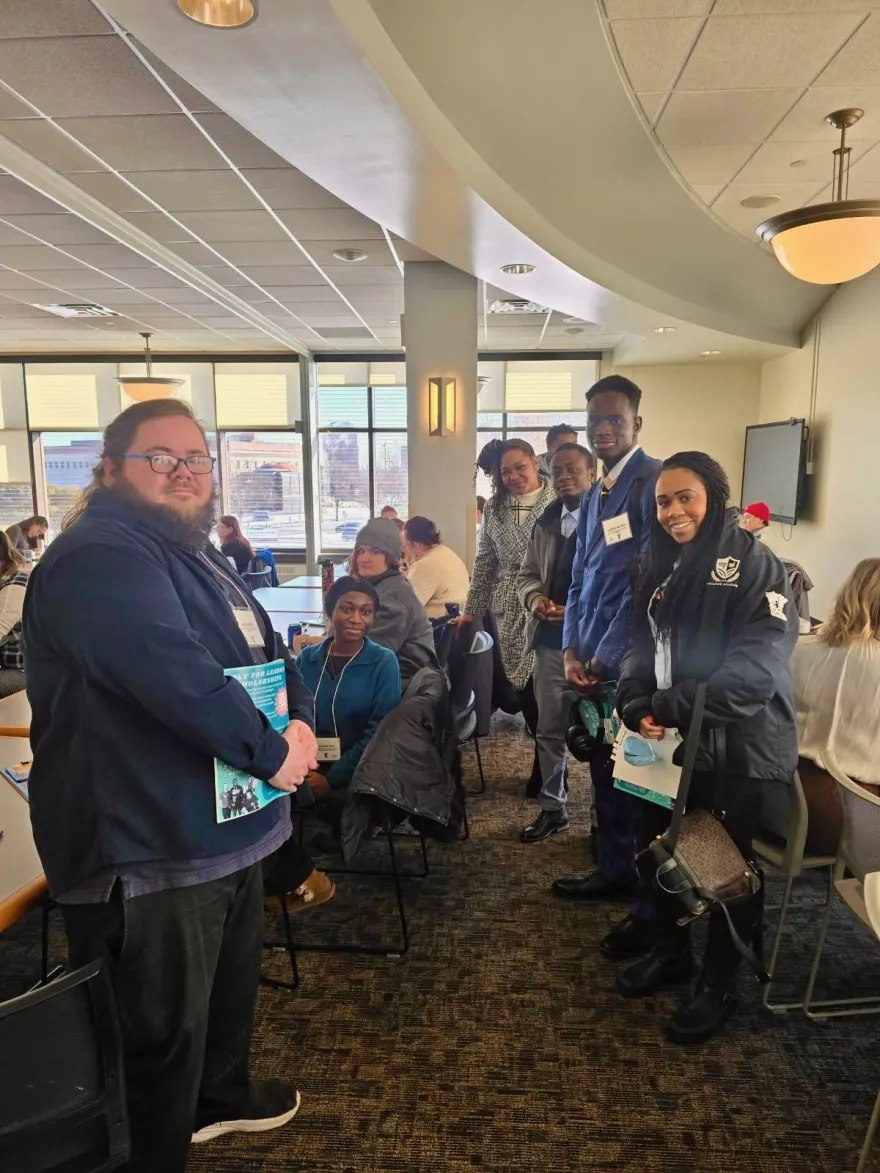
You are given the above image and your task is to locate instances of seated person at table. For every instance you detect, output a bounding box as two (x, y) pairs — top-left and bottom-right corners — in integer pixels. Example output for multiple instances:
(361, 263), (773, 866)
(787, 558), (880, 853)
(296, 577), (401, 800)
(350, 519), (439, 685)
(217, 515), (254, 575)
(403, 515), (470, 619)
(0, 529), (30, 697)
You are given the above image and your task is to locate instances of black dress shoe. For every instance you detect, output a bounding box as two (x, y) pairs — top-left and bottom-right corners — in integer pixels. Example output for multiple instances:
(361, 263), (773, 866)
(600, 914), (656, 958)
(616, 943), (694, 998)
(551, 871), (637, 901)
(520, 809), (570, 843)
(665, 979), (737, 1044)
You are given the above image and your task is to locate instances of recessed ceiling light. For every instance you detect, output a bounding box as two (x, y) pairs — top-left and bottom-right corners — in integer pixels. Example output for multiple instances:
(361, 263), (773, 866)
(332, 248), (368, 263)
(652, 325), (677, 334)
(701, 349), (721, 356)
(740, 195), (780, 209)
(565, 327), (585, 335)
(789, 159), (807, 168)
(177, 0), (257, 29)
(500, 263), (535, 275)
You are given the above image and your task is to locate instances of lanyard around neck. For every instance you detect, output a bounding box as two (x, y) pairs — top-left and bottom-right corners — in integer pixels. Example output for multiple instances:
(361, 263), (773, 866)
(314, 641), (364, 738)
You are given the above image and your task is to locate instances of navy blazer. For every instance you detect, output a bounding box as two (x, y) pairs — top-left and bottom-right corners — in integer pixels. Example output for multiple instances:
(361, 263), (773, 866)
(562, 447), (661, 676)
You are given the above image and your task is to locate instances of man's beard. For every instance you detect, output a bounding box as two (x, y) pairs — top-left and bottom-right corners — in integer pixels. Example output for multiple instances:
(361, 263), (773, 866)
(110, 480), (218, 550)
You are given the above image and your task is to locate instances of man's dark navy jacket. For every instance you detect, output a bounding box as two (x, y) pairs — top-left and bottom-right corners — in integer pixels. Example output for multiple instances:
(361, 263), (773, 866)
(23, 491), (314, 896)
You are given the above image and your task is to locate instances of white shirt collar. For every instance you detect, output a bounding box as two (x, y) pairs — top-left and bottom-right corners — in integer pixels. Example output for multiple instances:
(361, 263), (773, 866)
(561, 501), (580, 522)
(602, 444), (641, 484)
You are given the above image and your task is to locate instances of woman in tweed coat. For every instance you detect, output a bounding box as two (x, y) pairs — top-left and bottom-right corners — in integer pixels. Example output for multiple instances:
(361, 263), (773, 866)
(461, 439), (556, 713)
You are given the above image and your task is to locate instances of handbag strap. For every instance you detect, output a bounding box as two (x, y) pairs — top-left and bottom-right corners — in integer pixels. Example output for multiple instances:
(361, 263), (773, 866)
(700, 894), (770, 984)
(666, 680), (707, 850)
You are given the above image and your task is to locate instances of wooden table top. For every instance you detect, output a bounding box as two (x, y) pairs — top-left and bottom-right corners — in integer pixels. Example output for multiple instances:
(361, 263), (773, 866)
(0, 733), (45, 934)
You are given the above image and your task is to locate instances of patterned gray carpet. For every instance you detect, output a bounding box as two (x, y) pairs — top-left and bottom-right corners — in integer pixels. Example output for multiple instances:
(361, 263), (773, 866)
(2, 713), (879, 1171)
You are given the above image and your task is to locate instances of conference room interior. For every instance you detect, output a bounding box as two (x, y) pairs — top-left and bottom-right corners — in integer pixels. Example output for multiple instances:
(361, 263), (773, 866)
(1, 1), (880, 1171)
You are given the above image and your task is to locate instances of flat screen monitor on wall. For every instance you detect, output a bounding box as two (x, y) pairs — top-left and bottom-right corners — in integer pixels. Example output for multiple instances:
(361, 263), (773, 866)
(741, 419), (807, 525)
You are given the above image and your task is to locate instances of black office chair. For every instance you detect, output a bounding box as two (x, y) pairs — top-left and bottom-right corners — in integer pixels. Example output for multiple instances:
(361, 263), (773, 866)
(0, 960), (130, 1172)
(451, 630), (494, 793)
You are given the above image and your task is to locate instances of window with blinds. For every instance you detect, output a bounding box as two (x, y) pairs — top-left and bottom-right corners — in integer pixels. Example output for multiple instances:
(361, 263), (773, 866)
(26, 375), (100, 429)
(504, 371), (573, 412)
(215, 373), (291, 427)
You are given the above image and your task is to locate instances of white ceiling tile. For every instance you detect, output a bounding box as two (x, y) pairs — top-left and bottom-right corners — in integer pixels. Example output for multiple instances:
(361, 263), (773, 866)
(99, 285), (203, 304)
(0, 37), (177, 118)
(0, 244), (86, 270)
(711, 180), (826, 236)
(657, 87), (800, 142)
(65, 243), (159, 269)
(257, 284), (349, 301)
(612, 19), (702, 89)
(19, 269), (122, 289)
(203, 242), (308, 267)
(88, 267), (186, 288)
(690, 183), (725, 201)
(65, 171), (154, 212)
(119, 211), (194, 243)
(236, 267), (327, 286)
(715, 0), (878, 11)
(134, 43), (220, 115)
(771, 86), (880, 139)
(0, 0), (112, 38)
(678, 13), (863, 89)
(0, 214), (114, 246)
(115, 169), (261, 213)
(635, 92), (666, 122)
(0, 119), (102, 172)
(322, 265), (402, 285)
(817, 12), (880, 84)
(240, 168), (346, 210)
(175, 210), (288, 243)
(169, 241), (226, 266)
(735, 137), (873, 180)
(605, 0), (710, 14)
(0, 90), (38, 119)
(294, 240), (393, 267)
(0, 176), (70, 215)
(845, 179), (880, 196)
(195, 114), (291, 170)
(277, 209), (385, 241)
(848, 144), (880, 179)
(665, 142), (756, 183)
(56, 115), (224, 171)
(0, 270), (62, 290)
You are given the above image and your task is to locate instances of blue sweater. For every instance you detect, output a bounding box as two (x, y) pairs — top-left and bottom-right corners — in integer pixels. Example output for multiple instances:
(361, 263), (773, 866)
(296, 638), (400, 789)
(23, 491), (314, 896)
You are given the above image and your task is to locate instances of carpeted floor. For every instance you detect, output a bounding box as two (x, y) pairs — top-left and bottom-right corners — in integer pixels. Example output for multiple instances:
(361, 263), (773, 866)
(2, 713), (879, 1171)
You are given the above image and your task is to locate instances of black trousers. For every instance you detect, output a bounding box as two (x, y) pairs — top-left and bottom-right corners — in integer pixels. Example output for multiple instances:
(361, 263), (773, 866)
(636, 773), (771, 986)
(61, 865), (265, 1173)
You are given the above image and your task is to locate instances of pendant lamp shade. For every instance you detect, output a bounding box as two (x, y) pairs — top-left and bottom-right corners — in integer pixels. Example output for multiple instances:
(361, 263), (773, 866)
(117, 334), (184, 403)
(177, 0), (257, 29)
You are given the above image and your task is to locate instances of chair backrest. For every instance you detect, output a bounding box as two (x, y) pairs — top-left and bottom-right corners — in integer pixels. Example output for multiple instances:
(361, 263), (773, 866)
(0, 960), (130, 1172)
(466, 630), (494, 657)
(754, 771), (811, 874)
(820, 748), (880, 880)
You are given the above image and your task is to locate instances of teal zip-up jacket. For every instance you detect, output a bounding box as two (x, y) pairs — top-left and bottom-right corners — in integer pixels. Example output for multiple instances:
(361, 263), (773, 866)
(296, 637), (401, 789)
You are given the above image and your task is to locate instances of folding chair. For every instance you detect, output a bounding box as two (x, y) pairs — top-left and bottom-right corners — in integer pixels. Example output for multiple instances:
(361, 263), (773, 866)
(451, 629), (494, 794)
(0, 960), (130, 1172)
(803, 749), (880, 1020)
(752, 771), (837, 1012)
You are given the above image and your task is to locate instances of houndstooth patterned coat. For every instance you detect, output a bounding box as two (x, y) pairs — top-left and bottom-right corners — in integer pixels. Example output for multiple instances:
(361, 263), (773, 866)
(465, 481), (557, 690)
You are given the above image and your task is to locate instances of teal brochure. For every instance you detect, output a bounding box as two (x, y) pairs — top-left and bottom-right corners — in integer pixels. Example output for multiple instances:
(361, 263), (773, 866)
(214, 658), (289, 823)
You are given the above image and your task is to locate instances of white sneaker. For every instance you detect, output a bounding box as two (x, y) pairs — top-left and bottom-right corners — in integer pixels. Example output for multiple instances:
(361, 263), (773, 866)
(191, 1081), (300, 1144)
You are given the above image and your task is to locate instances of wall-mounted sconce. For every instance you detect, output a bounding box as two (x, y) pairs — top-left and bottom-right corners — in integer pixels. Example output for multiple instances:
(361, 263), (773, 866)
(428, 376), (456, 436)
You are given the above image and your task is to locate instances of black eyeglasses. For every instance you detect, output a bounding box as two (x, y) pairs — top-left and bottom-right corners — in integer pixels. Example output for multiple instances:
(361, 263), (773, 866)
(124, 453), (216, 475)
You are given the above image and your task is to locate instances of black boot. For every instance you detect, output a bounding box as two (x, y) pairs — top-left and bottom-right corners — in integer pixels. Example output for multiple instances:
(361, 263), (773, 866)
(600, 914), (656, 959)
(616, 941), (694, 998)
(665, 976), (738, 1044)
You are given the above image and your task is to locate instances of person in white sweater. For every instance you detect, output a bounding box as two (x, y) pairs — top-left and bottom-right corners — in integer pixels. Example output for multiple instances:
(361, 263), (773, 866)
(787, 558), (880, 852)
(403, 516), (470, 620)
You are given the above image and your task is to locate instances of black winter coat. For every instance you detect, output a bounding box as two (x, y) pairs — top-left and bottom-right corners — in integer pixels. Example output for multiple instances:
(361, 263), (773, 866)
(617, 519), (798, 782)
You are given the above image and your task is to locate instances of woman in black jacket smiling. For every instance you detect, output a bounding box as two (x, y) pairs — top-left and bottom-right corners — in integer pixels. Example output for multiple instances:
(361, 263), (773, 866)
(613, 451), (798, 1045)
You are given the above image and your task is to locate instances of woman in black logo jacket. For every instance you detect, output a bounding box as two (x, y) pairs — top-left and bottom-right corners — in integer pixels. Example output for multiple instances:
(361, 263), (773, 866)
(613, 451), (798, 1044)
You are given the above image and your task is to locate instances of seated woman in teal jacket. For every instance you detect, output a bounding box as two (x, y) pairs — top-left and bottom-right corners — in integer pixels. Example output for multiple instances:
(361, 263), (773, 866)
(296, 576), (401, 797)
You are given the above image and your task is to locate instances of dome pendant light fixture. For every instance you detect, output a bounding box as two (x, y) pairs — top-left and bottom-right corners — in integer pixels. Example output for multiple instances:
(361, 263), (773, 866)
(757, 109), (880, 285)
(117, 334), (185, 403)
(178, 0), (257, 30)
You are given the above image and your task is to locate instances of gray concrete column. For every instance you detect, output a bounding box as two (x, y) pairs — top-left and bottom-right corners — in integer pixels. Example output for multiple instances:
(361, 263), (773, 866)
(403, 261), (478, 561)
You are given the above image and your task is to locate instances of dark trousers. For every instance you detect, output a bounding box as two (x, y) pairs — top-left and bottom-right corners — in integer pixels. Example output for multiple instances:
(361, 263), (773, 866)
(61, 865), (264, 1173)
(636, 773), (769, 986)
(591, 744), (641, 884)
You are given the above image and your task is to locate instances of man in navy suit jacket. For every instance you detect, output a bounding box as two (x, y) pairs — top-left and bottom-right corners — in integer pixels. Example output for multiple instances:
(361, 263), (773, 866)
(552, 378), (661, 943)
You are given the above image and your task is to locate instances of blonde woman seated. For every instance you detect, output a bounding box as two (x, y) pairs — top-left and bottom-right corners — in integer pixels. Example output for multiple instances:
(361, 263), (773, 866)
(789, 558), (880, 853)
(403, 516), (470, 619)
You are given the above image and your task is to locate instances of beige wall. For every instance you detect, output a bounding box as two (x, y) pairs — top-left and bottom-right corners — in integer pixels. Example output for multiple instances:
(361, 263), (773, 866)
(759, 266), (880, 616)
(616, 362), (762, 500)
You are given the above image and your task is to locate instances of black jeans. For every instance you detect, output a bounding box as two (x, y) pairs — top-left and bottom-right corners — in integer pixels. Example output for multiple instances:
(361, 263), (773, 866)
(636, 773), (770, 987)
(61, 865), (265, 1173)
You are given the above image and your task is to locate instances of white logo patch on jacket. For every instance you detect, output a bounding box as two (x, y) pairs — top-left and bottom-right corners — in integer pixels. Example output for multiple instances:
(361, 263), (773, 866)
(710, 556), (741, 585)
(766, 591), (787, 621)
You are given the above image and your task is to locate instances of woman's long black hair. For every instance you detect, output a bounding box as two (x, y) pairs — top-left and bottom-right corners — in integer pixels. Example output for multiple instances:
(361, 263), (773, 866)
(474, 437), (539, 503)
(634, 451), (731, 636)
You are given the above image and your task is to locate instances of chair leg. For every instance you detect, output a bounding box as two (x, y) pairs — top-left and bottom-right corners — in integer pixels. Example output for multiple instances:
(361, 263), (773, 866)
(761, 874), (796, 1013)
(804, 863), (880, 1020)
(385, 828), (410, 958)
(460, 794), (470, 842)
(419, 832), (429, 878)
(473, 733), (486, 794)
(857, 1090), (880, 1173)
(261, 894), (300, 992)
(40, 901), (50, 986)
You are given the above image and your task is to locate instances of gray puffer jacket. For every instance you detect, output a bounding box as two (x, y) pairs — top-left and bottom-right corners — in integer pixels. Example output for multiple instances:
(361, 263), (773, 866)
(364, 568), (439, 686)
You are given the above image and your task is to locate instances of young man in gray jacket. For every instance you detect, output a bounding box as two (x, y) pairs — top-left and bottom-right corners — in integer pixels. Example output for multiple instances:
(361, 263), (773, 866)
(516, 443), (595, 841)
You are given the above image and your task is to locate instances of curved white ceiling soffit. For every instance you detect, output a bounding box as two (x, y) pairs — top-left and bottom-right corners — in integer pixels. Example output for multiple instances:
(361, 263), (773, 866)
(101, 0), (826, 348)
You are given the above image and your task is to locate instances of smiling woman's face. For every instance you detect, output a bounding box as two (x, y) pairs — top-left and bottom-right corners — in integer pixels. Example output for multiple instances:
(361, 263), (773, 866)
(499, 447), (540, 495)
(655, 467), (708, 545)
(353, 545), (390, 578)
(330, 591), (375, 642)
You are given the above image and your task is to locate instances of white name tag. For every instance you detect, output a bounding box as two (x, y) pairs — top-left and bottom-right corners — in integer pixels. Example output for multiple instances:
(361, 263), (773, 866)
(602, 512), (633, 546)
(234, 607), (263, 648)
(316, 737), (342, 762)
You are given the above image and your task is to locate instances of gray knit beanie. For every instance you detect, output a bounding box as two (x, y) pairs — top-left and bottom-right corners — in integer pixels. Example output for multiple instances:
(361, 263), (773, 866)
(354, 517), (402, 562)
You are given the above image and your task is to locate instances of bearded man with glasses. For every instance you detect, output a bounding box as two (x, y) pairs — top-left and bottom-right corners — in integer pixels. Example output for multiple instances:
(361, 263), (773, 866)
(23, 398), (318, 1173)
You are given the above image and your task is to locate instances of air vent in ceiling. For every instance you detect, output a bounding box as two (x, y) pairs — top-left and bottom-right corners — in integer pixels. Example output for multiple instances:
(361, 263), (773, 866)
(487, 298), (550, 315)
(31, 303), (120, 319)
(315, 326), (375, 340)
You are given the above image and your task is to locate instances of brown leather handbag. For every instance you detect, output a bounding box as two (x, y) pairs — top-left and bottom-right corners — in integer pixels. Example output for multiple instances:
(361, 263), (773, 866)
(640, 682), (768, 980)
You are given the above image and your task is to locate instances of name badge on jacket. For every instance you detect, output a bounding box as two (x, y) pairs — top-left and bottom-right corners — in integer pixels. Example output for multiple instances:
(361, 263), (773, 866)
(602, 513), (633, 546)
(316, 737), (342, 762)
(233, 607), (263, 648)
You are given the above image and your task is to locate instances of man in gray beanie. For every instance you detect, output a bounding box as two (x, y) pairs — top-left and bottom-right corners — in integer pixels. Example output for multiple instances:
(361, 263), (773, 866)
(350, 518), (438, 686)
